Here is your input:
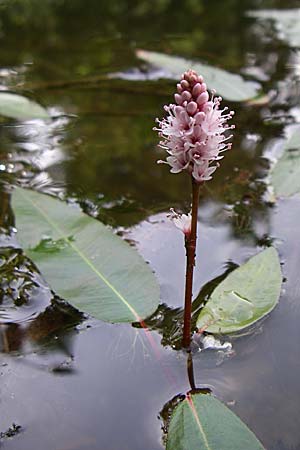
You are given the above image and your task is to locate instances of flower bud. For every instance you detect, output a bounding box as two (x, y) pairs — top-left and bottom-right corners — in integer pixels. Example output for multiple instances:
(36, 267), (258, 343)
(196, 91), (209, 106)
(180, 79), (190, 89)
(192, 83), (202, 97)
(174, 93), (183, 105)
(181, 91), (192, 102)
(187, 101), (198, 116)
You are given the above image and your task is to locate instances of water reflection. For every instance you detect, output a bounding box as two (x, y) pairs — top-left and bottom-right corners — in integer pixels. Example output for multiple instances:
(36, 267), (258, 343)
(130, 211), (257, 310)
(0, 0), (300, 448)
(0, 113), (71, 180)
(0, 184), (82, 354)
(0, 244), (83, 353)
(141, 262), (237, 349)
(0, 188), (12, 231)
(187, 351), (213, 395)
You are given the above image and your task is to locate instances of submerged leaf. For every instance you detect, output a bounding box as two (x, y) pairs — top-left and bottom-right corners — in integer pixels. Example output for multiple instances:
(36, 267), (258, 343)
(247, 9), (300, 48)
(167, 394), (265, 450)
(0, 92), (50, 120)
(12, 188), (160, 323)
(271, 127), (300, 197)
(136, 49), (261, 102)
(196, 247), (282, 334)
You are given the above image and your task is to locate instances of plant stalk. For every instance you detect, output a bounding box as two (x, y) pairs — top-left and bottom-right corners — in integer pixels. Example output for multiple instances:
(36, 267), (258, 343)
(182, 177), (200, 348)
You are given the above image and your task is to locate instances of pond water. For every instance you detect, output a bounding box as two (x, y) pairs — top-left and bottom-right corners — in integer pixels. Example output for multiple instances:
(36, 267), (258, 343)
(1, 1), (300, 449)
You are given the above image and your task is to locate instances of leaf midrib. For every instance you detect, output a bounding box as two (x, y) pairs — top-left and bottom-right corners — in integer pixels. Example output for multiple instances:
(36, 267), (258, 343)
(18, 189), (140, 322)
(186, 396), (212, 450)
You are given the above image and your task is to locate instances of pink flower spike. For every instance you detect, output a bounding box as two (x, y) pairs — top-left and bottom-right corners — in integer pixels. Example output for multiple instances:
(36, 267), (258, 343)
(168, 208), (192, 237)
(154, 69), (234, 183)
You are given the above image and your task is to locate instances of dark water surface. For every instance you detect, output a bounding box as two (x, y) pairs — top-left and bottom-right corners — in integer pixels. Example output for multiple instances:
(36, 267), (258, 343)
(1, 1), (300, 449)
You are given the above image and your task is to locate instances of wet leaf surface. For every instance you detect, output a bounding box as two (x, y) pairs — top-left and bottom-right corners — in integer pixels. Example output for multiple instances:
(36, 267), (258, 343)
(12, 187), (160, 323)
(167, 394), (265, 450)
(136, 50), (261, 102)
(196, 248), (282, 334)
(271, 126), (300, 197)
(0, 92), (50, 120)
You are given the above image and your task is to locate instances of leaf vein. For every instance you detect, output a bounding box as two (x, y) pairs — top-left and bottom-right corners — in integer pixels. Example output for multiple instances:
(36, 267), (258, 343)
(186, 396), (212, 450)
(18, 189), (140, 322)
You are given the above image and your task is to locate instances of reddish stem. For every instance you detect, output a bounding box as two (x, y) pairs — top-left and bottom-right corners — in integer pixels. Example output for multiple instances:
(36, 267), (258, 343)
(182, 177), (200, 348)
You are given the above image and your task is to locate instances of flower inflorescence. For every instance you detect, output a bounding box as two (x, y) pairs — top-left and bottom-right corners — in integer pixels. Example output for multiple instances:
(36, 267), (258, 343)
(154, 69), (235, 183)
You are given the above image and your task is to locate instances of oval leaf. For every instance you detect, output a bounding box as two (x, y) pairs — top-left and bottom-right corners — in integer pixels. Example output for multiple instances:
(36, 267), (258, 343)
(196, 247), (282, 334)
(167, 394), (265, 450)
(0, 92), (50, 120)
(271, 127), (300, 197)
(136, 49), (261, 102)
(12, 188), (160, 323)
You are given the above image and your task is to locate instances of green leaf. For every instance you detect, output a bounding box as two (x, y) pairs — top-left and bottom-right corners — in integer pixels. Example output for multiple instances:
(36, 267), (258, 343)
(167, 394), (265, 450)
(0, 92), (50, 120)
(196, 248), (282, 334)
(247, 9), (300, 48)
(271, 127), (300, 197)
(11, 188), (160, 323)
(136, 49), (261, 102)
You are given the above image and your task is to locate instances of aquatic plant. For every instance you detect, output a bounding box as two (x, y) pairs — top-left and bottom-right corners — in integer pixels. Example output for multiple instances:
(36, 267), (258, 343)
(155, 69), (234, 347)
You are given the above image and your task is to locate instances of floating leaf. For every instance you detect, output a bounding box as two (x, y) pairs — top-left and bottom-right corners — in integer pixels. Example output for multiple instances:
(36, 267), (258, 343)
(0, 92), (50, 120)
(196, 247), (281, 334)
(247, 9), (300, 48)
(12, 188), (160, 323)
(136, 49), (261, 102)
(271, 127), (300, 197)
(167, 394), (265, 450)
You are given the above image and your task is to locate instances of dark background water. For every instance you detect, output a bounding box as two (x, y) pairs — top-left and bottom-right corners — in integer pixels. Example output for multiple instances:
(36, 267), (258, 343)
(0, 0), (300, 449)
